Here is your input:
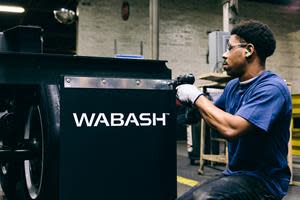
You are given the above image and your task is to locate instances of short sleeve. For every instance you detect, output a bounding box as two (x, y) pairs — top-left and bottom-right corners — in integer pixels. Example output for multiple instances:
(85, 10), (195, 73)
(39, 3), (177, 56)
(214, 80), (235, 111)
(214, 92), (226, 110)
(235, 84), (285, 133)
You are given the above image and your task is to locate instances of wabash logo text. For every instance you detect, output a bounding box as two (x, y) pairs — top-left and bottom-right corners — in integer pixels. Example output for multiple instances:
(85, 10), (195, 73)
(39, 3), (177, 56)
(73, 113), (170, 127)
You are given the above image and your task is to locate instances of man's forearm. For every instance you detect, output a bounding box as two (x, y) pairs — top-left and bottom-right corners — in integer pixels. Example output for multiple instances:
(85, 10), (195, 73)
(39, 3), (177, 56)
(195, 95), (251, 139)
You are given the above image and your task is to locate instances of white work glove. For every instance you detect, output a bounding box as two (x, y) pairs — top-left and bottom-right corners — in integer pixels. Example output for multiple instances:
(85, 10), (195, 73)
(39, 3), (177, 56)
(176, 84), (203, 104)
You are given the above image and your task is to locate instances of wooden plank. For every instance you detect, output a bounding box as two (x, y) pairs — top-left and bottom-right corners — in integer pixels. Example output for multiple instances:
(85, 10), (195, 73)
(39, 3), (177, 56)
(292, 140), (300, 146)
(292, 163), (300, 169)
(211, 138), (227, 143)
(292, 128), (300, 133)
(292, 181), (300, 186)
(293, 137), (300, 141)
(198, 72), (232, 83)
(292, 107), (300, 110)
(293, 108), (300, 114)
(292, 97), (300, 105)
(292, 149), (300, 156)
(198, 81), (227, 88)
(292, 99), (300, 104)
(202, 154), (227, 164)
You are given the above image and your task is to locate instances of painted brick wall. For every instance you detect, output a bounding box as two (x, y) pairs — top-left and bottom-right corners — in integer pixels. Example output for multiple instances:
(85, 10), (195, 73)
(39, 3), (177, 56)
(77, 0), (300, 93)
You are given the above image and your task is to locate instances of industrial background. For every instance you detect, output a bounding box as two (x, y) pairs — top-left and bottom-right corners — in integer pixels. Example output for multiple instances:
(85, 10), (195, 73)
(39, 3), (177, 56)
(1, 0), (299, 92)
(77, 0), (300, 93)
(1, 0), (300, 199)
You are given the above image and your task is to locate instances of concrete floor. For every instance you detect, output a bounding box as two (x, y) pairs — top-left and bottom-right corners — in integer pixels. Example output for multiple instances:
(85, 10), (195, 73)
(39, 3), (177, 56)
(177, 141), (300, 200)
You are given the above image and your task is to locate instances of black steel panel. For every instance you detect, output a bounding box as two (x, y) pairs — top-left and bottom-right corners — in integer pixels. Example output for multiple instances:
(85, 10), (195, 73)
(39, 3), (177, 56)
(0, 52), (170, 85)
(2, 26), (43, 53)
(60, 87), (177, 200)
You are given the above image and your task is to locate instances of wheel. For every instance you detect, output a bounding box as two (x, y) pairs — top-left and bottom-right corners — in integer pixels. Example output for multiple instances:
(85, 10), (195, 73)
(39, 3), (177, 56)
(22, 105), (44, 199)
(15, 84), (60, 200)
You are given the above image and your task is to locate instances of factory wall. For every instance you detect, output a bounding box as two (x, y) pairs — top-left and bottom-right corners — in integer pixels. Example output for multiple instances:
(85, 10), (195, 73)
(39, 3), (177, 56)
(77, 0), (300, 93)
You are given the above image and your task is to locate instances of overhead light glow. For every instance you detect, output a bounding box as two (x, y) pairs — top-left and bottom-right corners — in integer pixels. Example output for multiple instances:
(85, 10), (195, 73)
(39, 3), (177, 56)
(0, 5), (25, 13)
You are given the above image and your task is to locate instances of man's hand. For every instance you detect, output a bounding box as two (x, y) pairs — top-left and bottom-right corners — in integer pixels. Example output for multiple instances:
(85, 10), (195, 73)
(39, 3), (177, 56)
(176, 84), (203, 104)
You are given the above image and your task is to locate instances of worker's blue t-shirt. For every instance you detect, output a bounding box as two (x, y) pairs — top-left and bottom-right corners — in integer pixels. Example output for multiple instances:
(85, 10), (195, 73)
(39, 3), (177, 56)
(214, 71), (292, 198)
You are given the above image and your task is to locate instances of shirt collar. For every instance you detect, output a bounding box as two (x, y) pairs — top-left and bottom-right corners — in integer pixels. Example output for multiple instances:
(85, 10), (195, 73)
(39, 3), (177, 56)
(239, 76), (259, 85)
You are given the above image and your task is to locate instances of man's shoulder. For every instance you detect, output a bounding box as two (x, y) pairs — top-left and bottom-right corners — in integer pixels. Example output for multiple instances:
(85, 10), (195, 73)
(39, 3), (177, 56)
(259, 71), (289, 91)
(256, 71), (291, 102)
(260, 71), (284, 83)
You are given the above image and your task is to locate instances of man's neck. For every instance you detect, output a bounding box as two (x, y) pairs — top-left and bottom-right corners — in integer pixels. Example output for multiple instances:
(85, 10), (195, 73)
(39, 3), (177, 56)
(239, 61), (265, 82)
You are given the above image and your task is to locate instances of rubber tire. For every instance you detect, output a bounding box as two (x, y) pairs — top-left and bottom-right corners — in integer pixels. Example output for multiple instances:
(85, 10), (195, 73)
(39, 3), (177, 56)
(15, 84), (60, 200)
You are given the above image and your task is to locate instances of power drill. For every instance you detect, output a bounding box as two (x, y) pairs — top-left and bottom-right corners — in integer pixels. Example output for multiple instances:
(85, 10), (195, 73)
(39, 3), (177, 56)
(173, 74), (201, 125)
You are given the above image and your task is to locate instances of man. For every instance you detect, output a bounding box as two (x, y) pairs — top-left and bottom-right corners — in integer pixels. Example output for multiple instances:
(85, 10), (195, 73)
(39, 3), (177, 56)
(176, 20), (292, 200)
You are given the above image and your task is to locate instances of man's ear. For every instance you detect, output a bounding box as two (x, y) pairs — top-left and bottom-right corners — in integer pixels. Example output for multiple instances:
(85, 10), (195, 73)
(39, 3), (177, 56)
(245, 44), (254, 58)
(245, 49), (251, 57)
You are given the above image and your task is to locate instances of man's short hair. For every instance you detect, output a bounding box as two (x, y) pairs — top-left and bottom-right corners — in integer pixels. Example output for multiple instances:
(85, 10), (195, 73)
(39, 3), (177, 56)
(231, 20), (276, 62)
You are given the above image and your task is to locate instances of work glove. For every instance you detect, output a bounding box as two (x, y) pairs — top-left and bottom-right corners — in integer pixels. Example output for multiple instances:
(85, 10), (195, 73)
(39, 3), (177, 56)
(176, 84), (203, 104)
